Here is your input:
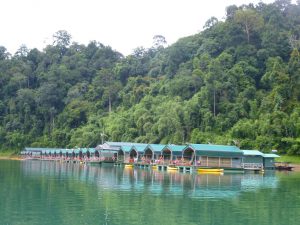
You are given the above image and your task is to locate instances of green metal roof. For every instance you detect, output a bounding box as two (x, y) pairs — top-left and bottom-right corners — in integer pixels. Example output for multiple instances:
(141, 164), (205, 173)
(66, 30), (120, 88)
(132, 144), (148, 153)
(25, 147), (96, 155)
(73, 149), (80, 154)
(25, 147), (60, 152)
(242, 150), (264, 156)
(162, 145), (185, 156)
(147, 144), (166, 153)
(187, 144), (243, 157)
(105, 142), (146, 147)
(263, 153), (280, 158)
(25, 147), (70, 154)
(87, 148), (96, 153)
(42, 149), (55, 154)
(79, 148), (90, 153)
(120, 145), (133, 153)
(190, 144), (240, 152)
(164, 145), (186, 152)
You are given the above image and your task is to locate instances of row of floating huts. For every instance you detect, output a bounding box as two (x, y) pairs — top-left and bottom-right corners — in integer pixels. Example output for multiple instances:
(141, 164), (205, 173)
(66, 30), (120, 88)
(21, 142), (279, 172)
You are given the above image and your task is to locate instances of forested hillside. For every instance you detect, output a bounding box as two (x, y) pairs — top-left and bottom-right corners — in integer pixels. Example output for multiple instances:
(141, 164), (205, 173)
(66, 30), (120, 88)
(1, 0), (300, 155)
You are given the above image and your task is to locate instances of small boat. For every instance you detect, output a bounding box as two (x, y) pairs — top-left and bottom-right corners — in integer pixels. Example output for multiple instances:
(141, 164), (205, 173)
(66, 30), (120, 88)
(167, 166), (178, 171)
(198, 168), (224, 173)
(152, 165), (158, 170)
(125, 164), (134, 168)
(275, 162), (293, 171)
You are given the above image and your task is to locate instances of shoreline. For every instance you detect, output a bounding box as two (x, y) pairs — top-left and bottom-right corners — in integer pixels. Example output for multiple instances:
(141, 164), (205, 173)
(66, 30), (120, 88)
(1, 156), (300, 171)
(0, 156), (10, 160)
(291, 164), (300, 171)
(0, 156), (22, 160)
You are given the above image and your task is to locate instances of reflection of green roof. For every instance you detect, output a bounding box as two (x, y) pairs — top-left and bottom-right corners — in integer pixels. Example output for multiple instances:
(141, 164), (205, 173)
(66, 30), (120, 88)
(263, 153), (280, 158)
(242, 150), (264, 156)
(147, 144), (166, 153)
(188, 144), (243, 157)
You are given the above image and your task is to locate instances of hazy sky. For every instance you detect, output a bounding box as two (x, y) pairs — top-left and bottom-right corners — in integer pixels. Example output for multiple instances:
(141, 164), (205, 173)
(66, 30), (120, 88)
(0, 0), (278, 56)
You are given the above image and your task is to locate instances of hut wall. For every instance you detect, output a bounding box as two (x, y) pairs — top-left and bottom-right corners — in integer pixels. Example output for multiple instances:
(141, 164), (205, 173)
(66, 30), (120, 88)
(207, 157), (218, 167)
(232, 158), (242, 168)
(243, 156), (263, 164)
(220, 158), (231, 167)
(264, 158), (276, 169)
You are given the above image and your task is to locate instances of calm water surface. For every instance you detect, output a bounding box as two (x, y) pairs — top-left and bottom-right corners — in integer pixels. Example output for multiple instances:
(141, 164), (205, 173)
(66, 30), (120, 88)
(0, 160), (299, 225)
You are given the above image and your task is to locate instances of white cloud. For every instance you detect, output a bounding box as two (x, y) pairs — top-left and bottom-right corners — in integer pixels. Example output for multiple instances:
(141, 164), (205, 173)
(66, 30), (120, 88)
(0, 0), (279, 55)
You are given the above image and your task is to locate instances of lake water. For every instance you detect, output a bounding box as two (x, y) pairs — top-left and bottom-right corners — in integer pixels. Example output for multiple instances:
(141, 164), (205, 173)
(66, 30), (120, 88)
(0, 160), (299, 225)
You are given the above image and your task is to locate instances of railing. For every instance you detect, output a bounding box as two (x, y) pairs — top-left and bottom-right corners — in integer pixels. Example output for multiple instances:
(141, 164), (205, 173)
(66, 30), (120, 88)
(242, 163), (263, 169)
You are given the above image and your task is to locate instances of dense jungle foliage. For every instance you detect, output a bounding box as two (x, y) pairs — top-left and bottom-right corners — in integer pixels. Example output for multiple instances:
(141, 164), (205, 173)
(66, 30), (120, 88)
(1, 0), (300, 155)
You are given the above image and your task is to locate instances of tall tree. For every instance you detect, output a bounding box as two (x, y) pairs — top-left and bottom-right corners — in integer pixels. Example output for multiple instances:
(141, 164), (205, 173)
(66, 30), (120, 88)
(234, 9), (264, 43)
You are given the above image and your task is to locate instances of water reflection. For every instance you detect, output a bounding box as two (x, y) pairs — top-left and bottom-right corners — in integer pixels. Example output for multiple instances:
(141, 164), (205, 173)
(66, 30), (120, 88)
(21, 160), (278, 199)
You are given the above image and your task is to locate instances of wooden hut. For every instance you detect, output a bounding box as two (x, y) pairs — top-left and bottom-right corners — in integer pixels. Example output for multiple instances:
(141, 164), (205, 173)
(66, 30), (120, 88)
(85, 148), (96, 158)
(59, 149), (65, 158)
(23, 147), (44, 158)
(143, 144), (165, 163)
(42, 150), (48, 158)
(118, 146), (132, 163)
(241, 150), (280, 170)
(161, 145), (185, 165)
(65, 149), (73, 159)
(263, 153), (280, 169)
(241, 150), (264, 169)
(72, 149), (79, 159)
(80, 148), (89, 159)
(183, 144), (243, 168)
(129, 144), (148, 163)
(52, 149), (59, 158)
(95, 143), (120, 162)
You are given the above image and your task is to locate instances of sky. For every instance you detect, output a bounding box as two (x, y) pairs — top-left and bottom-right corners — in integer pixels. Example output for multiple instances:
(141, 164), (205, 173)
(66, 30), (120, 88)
(0, 0), (281, 56)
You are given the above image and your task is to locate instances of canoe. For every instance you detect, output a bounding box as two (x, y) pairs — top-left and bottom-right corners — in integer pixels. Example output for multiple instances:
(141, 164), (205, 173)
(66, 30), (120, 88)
(198, 168), (224, 173)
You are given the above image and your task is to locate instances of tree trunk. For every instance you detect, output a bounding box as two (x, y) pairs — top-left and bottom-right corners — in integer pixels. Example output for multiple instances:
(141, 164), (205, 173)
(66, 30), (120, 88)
(108, 93), (112, 114)
(213, 89), (216, 117)
(245, 23), (250, 43)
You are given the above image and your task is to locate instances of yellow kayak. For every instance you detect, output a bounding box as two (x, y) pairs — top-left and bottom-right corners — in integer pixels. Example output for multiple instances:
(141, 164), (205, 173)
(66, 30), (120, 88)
(125, 164), (134, 168)
(167, 166), (178, 171)
(198, 168), (224, 173)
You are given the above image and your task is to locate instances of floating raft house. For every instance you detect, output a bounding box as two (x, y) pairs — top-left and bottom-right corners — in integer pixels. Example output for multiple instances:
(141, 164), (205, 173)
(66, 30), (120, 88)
(22, 142), (280, 170)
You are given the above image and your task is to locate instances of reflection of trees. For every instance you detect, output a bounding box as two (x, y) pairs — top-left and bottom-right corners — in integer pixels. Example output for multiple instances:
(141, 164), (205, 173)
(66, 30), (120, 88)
(21, 160), (279, 199)
(0, 160), (296, 225)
